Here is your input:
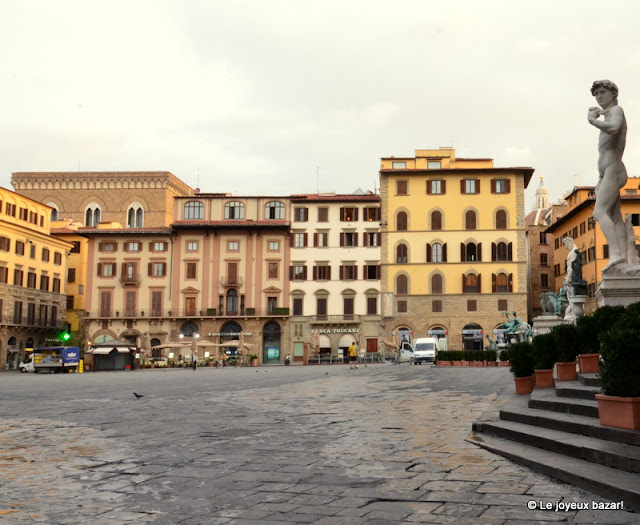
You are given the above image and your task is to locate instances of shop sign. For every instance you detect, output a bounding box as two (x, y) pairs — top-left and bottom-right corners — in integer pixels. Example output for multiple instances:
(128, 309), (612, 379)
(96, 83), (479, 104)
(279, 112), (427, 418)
(428, 330), (448, 336)
(462, 329), (484, 337)
(317, 328), (360, 334)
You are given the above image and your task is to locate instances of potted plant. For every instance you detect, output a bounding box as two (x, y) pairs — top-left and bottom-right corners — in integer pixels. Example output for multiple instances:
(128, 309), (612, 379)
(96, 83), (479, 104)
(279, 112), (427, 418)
(248, 354), (258, 367)
(552, 323), (579, 381)
(576, 305), (624, 373)
(436, 350), (452, 366)
(486, 349), (498, 367)
(509, 342), (535, 394)
(532, 332), (557, 388)
(451, 350), (464, 367)
(499, 349), (510, 366)
(595, 302), (640, 430)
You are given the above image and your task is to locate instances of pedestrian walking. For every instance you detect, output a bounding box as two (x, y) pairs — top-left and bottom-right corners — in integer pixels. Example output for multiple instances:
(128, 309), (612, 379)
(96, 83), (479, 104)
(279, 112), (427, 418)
(192, 353), (197, 371)
(348, 343), (358, 369)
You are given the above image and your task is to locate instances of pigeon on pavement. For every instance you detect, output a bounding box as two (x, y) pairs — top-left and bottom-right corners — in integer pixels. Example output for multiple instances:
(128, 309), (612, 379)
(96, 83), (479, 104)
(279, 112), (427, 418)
(133, 392), (145, 399)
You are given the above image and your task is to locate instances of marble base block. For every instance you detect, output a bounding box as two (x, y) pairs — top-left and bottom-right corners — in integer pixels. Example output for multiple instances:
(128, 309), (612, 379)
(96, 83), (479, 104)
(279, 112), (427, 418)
(596, 276), (640, 307)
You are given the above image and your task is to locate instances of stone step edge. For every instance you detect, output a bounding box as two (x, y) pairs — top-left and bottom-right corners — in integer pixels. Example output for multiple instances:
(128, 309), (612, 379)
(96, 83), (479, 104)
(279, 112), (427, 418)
(528, 396), (600, 418)
(473, 420), (640, 473)
(500, 408), (640, 447)
(466, 432), (640, 513)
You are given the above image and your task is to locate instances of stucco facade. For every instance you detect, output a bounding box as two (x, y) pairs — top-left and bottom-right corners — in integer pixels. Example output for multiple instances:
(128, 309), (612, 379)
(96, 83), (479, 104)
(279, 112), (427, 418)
(0, 187), (73, 369)
(288, 194), (381, 360)
(379, 147), (533, 351)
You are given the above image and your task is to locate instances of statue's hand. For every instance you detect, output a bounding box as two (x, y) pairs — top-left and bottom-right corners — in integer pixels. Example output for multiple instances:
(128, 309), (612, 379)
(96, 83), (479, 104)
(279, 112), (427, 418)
(588, 107), (601, 122)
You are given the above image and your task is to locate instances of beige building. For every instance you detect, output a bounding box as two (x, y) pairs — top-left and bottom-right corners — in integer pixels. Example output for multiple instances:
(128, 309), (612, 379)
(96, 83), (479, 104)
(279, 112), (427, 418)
(11, 171), (194, 229)
(0, 187), (73, 369)
(525, 177), (554, 321)
(379, 147), (533, 351)
(288, 193), (381, 361)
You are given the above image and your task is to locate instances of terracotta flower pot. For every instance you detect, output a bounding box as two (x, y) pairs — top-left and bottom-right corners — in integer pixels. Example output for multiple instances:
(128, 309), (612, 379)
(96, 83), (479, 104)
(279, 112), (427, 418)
(595, 394), (640, 430)
(251, 358), (258, 367)
(436, 361), (452, 366)
(578, 353), (600, 374)
(534, 369), (554, 388)
(498, 361), (510, 367)
(514, 375), (534, 395)
(486, 361), (498, 367)
(556, 361), (577, 381)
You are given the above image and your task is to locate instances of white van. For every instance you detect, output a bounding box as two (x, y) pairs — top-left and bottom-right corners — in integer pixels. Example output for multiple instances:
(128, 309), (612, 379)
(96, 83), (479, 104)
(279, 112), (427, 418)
(412, 337), (437, 364)
(396, 341), (415, 363)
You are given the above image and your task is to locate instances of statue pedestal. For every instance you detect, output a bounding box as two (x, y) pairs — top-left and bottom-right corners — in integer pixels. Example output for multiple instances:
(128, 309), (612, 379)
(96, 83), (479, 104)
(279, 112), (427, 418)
(596, 275), (640, 307)
(565, 294), (587, 323)
(532, 315), (567, 335)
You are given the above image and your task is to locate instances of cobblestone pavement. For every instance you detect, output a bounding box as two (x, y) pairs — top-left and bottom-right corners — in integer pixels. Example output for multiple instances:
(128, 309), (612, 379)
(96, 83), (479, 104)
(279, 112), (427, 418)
(0, 365), (637, 524)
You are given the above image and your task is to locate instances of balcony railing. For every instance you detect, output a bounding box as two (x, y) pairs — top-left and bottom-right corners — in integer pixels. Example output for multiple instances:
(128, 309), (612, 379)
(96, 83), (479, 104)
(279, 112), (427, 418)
(120, 274), (141, 286)
(220, 276), (244, 288)
(311, 315), (360, 324)
(85, 307), (290, 319)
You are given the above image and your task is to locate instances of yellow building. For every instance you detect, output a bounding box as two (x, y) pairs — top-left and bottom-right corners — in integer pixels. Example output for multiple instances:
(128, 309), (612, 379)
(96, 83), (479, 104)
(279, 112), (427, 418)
(50, 220), (89, 339)
(0, 187), (74, 369)
(379, 147), (533, 351)
(544, 178), (640, 314)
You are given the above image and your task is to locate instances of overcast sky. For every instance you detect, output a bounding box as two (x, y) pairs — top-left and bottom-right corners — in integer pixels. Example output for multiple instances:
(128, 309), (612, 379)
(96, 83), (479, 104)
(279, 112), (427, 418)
(2, 0), (640, 210)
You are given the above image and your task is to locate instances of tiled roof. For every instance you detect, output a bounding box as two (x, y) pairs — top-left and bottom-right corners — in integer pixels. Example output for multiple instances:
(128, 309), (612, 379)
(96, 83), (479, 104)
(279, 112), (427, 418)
(78, 227), (174, 235)
(290, 194), (379, 202)
(380, 166), (534, 188)
(172, 220), (291, 228)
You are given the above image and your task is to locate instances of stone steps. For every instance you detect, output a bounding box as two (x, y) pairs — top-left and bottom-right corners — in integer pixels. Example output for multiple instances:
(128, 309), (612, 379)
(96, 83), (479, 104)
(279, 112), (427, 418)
(469, 372), (640, 512)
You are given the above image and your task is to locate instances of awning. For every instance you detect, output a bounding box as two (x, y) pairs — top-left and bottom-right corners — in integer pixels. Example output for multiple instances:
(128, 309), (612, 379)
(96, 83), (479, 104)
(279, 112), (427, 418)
(87, 347), (132, 354)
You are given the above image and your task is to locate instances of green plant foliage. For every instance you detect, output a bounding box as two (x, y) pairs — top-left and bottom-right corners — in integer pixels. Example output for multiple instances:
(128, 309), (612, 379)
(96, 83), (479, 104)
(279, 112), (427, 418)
(499, 349), (509, 362)
(551, 323), (579, 362)
(509, 342), (535, 378)
(577, 305), (626, 354)
(485, 350), (497, 362)
(532, 332), (558, 369)
(599, 302), (640, 397)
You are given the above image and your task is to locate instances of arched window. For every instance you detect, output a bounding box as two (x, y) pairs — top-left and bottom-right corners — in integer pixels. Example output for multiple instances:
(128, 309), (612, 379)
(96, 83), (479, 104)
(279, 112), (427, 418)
(396, 211), (408, 231)
(180, 321), (199, 337)
(461, 242), (482, 262)
(492, 242), (512, 261)
(85, 203), (101, 227)
(47, 203), (59, 222)
(432, 243), (443, 263)
(184, 201), (204, 220)
(431, 210), (442, 230)
(127, 202), (144, 228)
(496, 209), (507, 229)
(465, 210), (477, 230)
(396, 274), (408, 295)
(265, 201), (285, 219)
(226, 289), (238, 315)
(225, 201), (245, 219)
(496, 273), (509, 293)
(463, 273), (480, 293)
(431, 274), (443, 294)
(496, 242), (508, 261)
(396, 243), (408, 263)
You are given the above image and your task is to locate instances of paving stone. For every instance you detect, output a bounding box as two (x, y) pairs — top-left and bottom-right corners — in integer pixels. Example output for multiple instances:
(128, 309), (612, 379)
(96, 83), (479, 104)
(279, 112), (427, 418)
(0, 366), (635, 524)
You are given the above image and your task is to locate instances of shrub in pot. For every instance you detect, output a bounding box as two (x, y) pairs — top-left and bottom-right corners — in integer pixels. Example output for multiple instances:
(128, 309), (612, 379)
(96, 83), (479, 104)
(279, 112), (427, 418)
(577, 305), (625, 373)
(596, 305), (640, 430)
(531, 333), (557, 388)
(486, 349), (497, 366)
(499, 349), (510, 366)
(552, 323), (579, 380)
(509, 342), (535, 394)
